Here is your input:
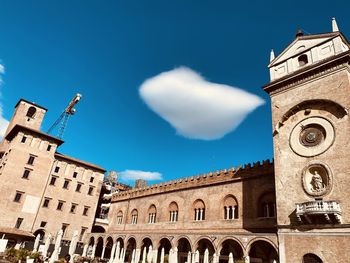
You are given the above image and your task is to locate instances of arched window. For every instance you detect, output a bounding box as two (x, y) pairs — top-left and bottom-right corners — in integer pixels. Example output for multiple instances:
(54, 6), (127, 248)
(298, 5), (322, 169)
(131, 209), (138, 224)
(258, 192), (276, 218)
(303, 253), (323, 263)
(26, 106), (37, 118)
(193, 199), (205, 221)
(298, 54), (308, 67)
(223, 195), (238, 220)
(148, 205), (157, 224)
(169, 202), (178, 222)
(117, 210), (123, 225)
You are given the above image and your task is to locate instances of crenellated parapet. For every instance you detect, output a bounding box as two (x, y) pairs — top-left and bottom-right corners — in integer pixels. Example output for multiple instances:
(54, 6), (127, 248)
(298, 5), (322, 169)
(112, 159), (274, 202)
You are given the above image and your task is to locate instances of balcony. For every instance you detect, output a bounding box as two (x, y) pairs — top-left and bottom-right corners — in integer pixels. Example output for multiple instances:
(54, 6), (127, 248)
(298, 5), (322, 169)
(296, 200), (341, 224)
(103, 193), (113, 200)
(95, 214), (109, 225)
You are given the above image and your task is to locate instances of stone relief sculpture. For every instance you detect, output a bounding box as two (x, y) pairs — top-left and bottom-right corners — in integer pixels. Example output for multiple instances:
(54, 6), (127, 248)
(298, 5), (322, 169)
(310, 171), (325, 192)
(302, 162), (331, 197)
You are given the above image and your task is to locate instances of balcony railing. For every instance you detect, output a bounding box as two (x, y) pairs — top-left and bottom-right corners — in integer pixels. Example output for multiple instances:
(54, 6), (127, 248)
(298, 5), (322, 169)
(296, 200), (341, 224)
(95, 214), (109, 225)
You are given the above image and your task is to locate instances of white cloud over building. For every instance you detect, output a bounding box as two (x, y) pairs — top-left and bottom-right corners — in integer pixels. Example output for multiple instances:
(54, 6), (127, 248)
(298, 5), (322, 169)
(139, 67), (264, 140)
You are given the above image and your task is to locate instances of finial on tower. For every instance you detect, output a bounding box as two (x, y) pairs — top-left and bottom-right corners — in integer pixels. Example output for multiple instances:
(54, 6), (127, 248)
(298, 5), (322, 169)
(332, 17), (339, 32)
(296, 29), (304, 38)
(270, 49), (275, 62)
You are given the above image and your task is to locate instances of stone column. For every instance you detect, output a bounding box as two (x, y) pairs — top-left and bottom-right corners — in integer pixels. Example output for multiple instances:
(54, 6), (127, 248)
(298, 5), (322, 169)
(232, 207), (235, 219)
(199, 209), (203, 220)
(109, 243), (116, 263)
(101, 245), (106, 259)
(91, 244), (97, 259)
(82, 244), (88, 257)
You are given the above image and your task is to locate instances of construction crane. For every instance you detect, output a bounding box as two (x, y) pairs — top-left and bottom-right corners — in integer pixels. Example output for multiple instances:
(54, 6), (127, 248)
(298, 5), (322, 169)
(47, 93), (82, 139)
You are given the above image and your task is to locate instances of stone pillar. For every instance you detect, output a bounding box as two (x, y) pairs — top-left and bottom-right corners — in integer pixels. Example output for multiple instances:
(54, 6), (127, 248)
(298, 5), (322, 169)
(91, 244), (97, 259)
(101, 245), (106, 259)
(232, 206), (235, 219)
(109, 243), (116, 263)
(82, 244), (88, 257)
(152, 250), (158, 263)
(199, 209), (203, 220)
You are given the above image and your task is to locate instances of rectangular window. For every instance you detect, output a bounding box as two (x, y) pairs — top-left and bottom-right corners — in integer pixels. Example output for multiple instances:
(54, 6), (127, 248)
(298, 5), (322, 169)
(83, 206), (89, 216)
(63, 180), (70, 189)
(57, 201), (64, 211)
(49, 176), (57, 186)
(76, 183), (82, 192)
(27, 155), (35, 165)
(90, 177), (94, 183)
(43, 198), (50, 208)
(47, 145), (52, 151)
(62, 223), (69, 237)
(79, 227), (87, 241)
(88, 186), (94, 195)
(54, 166), (60, 173)
(21, 136), (27, 143)
(40, 221), (47, 228)
(22, 169), (30, 179)
(70, 204), (77, 213)
(73, 172), (78, 178)
(15, 218), (23, 229)
(14, 191), (23, 202)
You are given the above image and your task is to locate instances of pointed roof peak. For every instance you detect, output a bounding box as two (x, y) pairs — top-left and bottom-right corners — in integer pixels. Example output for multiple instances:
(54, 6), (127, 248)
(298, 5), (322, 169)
(270, 49), (275, 62)
(332, 17), (339, 32)
(296, 29), (304, 38)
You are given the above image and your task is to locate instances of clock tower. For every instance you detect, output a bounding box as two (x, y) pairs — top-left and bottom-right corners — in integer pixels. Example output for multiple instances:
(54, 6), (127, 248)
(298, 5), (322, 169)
(264, 19), (350, 262)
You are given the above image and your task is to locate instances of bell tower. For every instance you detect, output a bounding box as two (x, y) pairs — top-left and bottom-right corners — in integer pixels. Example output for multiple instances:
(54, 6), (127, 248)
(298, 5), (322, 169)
(264, 19), (350, 262)
(4, 98), (47, 136)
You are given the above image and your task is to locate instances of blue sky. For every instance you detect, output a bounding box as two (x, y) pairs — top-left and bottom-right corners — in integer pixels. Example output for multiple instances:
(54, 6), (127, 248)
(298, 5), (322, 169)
(0, 0), (349, 184)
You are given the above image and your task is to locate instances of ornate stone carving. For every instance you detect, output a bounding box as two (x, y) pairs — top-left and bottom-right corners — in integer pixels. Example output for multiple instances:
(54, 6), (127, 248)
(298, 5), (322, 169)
(301, 162), (332, 197)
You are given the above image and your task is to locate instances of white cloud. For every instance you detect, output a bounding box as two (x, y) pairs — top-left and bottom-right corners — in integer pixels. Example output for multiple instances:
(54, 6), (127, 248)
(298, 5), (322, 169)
(0, 63), (9, 139)
(139, 67), (265, 140)
(119, 170), (163, 181)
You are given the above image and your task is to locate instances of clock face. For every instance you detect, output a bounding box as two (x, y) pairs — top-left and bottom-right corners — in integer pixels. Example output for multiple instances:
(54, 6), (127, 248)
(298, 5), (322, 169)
(290, 117), (334, 157)
(299, 124), (326, 147)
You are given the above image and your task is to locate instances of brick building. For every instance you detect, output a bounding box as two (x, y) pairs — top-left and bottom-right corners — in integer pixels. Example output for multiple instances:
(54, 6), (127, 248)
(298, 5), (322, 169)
(0, 98), (106, 252)
(84, 20), (350, 263)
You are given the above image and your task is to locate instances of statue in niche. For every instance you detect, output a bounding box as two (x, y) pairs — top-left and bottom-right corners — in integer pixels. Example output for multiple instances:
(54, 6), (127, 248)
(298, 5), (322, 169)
(310, 171), (325, 192)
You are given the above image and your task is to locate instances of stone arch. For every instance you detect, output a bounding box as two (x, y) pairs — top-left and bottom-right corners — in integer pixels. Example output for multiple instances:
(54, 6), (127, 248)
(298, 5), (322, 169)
(275, 99), (347, 134)
(169, 201), (179, 222)
(117, 210), (123, 224)
(257, 191), (276, 218)
(88, 236), (95, 246)
(222, 195), (239, 220)
(116, 237), (125, 249)
(302, 253), (323, 263)
(33, 229), (46, 241)
(104, 236), (114, 259)
(177, 237), (192, 263)
(218, 238), (244, 262)
(125, 237), (137, 263)
(157, 237), (172, 263)
(194, 237), (215, 255)
(247, 239), (278, 263)
(193, 199), (206, 221)
(95, 236), (104, 258)
(147, 204), (157, 223)
(130, 209), (138, 224)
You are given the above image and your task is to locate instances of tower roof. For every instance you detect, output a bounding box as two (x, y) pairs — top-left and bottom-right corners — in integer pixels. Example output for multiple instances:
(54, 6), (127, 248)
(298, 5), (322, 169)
(268, 31), (350, 68)
(14, 98), (48, 111)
